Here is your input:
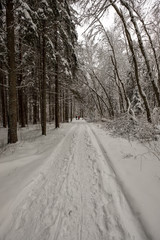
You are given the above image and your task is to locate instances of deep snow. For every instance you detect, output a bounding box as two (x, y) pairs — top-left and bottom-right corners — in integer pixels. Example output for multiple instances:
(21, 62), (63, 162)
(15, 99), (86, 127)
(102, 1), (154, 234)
(0, 120), (160, 240)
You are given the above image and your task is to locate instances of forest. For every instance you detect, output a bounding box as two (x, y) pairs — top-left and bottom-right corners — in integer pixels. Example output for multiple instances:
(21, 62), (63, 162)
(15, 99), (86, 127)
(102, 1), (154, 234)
(0, 0), (160, 142)
(1, 1), (160, 239)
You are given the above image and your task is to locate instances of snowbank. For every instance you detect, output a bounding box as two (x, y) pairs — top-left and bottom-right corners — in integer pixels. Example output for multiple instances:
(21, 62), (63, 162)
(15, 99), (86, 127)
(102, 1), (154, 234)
(91, 123), (160, 240)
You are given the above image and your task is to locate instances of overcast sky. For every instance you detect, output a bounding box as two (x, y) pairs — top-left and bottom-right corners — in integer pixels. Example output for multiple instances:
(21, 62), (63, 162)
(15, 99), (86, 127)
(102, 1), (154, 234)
(76, 7), (115, 41)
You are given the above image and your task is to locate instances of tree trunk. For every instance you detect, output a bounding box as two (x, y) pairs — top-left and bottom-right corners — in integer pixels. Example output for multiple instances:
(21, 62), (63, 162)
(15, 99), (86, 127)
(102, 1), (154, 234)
(65, 89), (69, 122)
(41, 21), (47, 135)
(111, 54), (128, 109)
(32, 63), (38, 125)
(33, 86), (38, 124)
(0, 62), (7, 127)
(70, 96), (73, 122)
(24, 95), (28, 125)
(54, 20), (59, 128)
(6, 0), (18, 143)
(113, 69), (125, 113)
(18, 34), (25, 127)
(52, 90), (55, 121)
(49, 78), (52, 123)
(29, 100), (32, 123)
(63, 90), (65, 122)
(111, 1), (152, 122)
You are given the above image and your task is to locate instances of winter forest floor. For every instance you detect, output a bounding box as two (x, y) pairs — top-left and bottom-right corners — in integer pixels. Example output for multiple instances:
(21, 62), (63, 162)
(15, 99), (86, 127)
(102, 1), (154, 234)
(0, 119), (160, 240)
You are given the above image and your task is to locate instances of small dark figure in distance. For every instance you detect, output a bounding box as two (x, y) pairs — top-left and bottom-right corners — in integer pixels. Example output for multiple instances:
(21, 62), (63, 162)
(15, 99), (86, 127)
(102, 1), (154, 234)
(76, 116), (78, 120)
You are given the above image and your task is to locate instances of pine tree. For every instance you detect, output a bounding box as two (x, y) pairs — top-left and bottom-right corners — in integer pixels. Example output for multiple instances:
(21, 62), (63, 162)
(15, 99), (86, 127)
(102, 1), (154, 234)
(6, 0), (18, 143)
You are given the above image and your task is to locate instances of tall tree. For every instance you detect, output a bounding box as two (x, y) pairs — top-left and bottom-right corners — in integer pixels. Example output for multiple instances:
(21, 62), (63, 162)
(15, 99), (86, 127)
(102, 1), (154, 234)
(6, 0), (18, 143)
(110, 0), (152, 122)
(120, 0), (160, 107)
(17, 23), (25, 128)
(53, 0), (60, 128)
(41, 20), (47, 135)
(0, 62), (7, 128)
(0, 2), (7, 128)
(0, 0), (78, 133)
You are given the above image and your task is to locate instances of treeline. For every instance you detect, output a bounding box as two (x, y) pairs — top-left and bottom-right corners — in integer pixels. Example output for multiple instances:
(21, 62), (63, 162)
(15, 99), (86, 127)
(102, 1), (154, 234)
(77, 0), (160, 123)
(1, 0), (160, 144)
(0, 0), (79, 143)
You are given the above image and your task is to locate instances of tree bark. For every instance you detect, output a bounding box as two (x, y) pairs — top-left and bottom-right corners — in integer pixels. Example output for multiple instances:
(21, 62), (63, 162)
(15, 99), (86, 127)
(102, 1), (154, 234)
(24, 95), (28, 125)
(49, 78), (52, 123)
(54, 17), (59, 128)
(18, 32), (25, 127)
(41, 20), (47, 135)
(33, 79), (38, 125)
(6, 0), (18, 143)
(0, 62), (7, 127)
(63, 90), (65, 122)
(70, 96), (73, 122)
(33, 61), (38, 125)
(65, 89), (69, 122)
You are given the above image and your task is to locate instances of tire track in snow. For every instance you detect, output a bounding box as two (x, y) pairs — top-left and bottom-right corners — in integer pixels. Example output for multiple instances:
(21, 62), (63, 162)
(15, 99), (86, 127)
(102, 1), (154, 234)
(0, 124), (79, 240)
(51, 127), (82, 240)
(0, 122), (151, 240)
(54, 123), (106, 240)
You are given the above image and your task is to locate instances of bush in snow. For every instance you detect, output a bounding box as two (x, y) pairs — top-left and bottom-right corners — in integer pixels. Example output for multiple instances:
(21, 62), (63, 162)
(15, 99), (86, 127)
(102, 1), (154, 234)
(103, 113), (160, 142)
(152, 107), (160, 125)
(131, 89), (144, 116)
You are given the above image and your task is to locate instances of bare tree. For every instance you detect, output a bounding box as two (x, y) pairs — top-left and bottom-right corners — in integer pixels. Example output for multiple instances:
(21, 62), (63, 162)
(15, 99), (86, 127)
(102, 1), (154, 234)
(120, 0), (160, 107)
(110, 0), (152, 122)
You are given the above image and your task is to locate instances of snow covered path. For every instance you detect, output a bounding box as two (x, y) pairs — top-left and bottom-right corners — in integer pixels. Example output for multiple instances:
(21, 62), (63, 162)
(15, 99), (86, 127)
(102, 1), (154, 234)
(0, 121), (150, 239)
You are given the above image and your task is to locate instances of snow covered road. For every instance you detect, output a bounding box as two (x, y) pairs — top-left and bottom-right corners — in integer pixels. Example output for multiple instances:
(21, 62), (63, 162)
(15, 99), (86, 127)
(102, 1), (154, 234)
(0, 121), (152, 239)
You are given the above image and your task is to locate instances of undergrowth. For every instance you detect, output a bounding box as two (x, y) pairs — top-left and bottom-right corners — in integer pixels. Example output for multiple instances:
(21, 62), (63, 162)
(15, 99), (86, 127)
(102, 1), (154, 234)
(102, 114), (160, 142)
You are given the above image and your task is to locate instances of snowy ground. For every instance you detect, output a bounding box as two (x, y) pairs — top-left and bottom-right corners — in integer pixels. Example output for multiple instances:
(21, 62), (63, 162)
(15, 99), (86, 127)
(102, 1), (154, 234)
(0, 120), (160, 240)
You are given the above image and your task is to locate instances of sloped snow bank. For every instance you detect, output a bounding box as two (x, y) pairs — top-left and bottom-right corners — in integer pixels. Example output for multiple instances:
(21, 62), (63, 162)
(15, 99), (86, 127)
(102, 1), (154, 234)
(0, 123), (76, 230)
(91, 122), (160, 240)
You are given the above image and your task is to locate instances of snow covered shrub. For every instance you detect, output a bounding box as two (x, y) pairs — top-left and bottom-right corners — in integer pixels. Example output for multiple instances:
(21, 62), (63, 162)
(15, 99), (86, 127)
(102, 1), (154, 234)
(104, 113), (137, 139)
(152, 107), (160, 125)
(103, 114), (159, 142)
(134, 117), (159, 142)
(131, 89), (144, 116)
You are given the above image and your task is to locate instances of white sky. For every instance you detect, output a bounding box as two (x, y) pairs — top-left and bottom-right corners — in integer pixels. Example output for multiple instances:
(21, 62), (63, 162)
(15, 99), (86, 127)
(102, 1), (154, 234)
(76, 8), (115, 41)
